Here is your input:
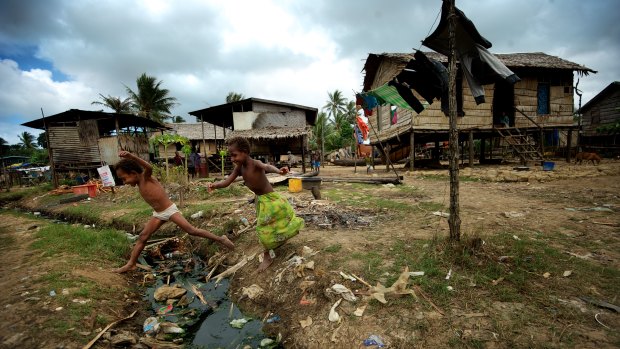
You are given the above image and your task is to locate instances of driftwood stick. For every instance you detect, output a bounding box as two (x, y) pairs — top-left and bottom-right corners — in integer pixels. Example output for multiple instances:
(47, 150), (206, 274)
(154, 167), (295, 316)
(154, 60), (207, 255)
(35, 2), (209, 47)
(82, 310), (137, 349)
(214, 253), (256, 283)
(190, 283), (207, 305)
(350, 273), (372, 288)
(413, 285), (444, 315)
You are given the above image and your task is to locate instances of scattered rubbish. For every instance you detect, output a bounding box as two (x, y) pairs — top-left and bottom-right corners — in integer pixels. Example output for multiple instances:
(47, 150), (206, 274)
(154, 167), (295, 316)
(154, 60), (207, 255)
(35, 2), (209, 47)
(190, 283), (208, 305)
(164, 251), (184, 259)
(158, 304), (174, 315)
(339, 271), (357, 281)
(492, 277), (504, 286)
(445, 268), (452, 280)
(564, 206), (613, 212)
(408, 271), (425, 277)
(72, 298), (91, 304)
(84, 310), (137, 349)
(513, 235), (520, 240)
(432, 211), (450, 218)
(498, 256), (512, 262)
(154, 284), (187, 302)
(370, 267), (418, 304)
(595, 313), (610, 329)
(563, 270), (572, 277)
(301, 246), (318, 258)
(328, 299), (342, 322)
(579, 296), (620, 313)
(446, 286), (454, 291)
(143, 317), (160, 336)
(260, 338), (275, 347)
(363, 334), (385, 347)
(382, 183), (395, 188)
(331, 323), (342, 343)
(55, 306), (63, 311)
(503, 211), (524, 218)
(353, 305), (367, 317)
(125, 233), (138, 242)
(543, 272), (551, 279)
(240, 217), (249, 225)
(331, 284), (357, 302)
(266, 315), (280, 324)
(298, 280), (316, 291)
(33, 212), (41, 216)
(300, 294), (316, 305)
(190, 211), (204, 219)
(241, 284), (265, 300)
(300, 316), (313, 328)
(110, 331), (137, 346)
(61, 288), (69, 295)
(49, 290), (56, 297)
(160, 322), (185, 334)
(214, 253), (257, 283)
(229, 318), (249, 329)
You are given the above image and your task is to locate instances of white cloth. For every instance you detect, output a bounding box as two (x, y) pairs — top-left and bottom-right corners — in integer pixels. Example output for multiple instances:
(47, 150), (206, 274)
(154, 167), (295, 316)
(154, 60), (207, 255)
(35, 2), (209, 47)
(152, 203), (180, 221)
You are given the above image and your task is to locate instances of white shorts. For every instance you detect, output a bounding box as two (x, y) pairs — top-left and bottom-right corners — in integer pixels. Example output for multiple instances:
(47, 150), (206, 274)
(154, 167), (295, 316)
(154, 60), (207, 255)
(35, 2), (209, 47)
(152, 203), (180, 221)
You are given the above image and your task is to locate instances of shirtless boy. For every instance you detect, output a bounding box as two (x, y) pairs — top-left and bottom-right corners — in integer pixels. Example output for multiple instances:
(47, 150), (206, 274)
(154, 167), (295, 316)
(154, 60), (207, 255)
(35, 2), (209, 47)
(114, 151), (234, 273)
(209, 137), (303, 271)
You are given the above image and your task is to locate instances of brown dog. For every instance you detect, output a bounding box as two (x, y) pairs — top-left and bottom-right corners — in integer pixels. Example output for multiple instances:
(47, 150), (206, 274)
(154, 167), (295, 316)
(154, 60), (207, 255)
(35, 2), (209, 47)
(574, 152), (601, 165)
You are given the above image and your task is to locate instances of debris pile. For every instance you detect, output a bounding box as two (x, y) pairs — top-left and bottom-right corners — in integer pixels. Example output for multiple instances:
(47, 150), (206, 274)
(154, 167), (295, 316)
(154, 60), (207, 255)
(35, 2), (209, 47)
(294, 199), (374, 229)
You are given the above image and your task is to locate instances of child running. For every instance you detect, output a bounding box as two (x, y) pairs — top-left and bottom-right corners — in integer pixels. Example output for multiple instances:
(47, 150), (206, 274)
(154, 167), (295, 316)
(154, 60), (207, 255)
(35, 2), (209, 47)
(113, 151), (234, 273)
(209, 137), (304, 271)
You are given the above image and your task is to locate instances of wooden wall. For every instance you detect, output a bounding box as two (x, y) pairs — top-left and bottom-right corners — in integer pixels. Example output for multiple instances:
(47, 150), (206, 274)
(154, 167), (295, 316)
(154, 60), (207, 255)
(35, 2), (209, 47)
(367, 60), (576, 143)
(49, 126), (101, 165)
(581, 88), (620, 136)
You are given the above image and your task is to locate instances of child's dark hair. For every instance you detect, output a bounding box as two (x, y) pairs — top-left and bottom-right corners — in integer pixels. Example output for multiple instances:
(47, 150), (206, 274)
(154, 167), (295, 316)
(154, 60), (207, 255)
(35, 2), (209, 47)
(225, 136), (251, 154)
(115, 158), (143, 174)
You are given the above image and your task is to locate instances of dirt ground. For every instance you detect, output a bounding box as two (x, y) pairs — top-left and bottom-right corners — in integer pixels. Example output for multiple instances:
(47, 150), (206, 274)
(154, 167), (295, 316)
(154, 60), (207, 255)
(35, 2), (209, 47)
(1, 159), (619, 348)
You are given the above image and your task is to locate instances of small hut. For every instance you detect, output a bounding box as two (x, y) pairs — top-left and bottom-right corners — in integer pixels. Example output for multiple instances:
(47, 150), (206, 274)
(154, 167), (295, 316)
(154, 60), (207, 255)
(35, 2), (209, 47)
(189, 98), (318, 172)
(362, 51), (596, 164)
(578, 81), (620, 153)
(154, 122), (226, 156)
(22, 109), (167, 185)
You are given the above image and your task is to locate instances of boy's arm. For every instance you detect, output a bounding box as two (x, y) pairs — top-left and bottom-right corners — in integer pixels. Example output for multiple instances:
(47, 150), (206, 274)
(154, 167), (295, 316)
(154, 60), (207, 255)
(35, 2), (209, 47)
(209, 165), (240, 191)
(119, 151), (153, 177)
(257, 160), (288, 175)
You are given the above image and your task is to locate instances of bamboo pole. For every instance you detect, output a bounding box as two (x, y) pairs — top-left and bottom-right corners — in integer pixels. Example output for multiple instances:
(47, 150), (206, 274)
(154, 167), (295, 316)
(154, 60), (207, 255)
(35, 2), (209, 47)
(469, 130), (474, 167)
(447, 0), (461, 241)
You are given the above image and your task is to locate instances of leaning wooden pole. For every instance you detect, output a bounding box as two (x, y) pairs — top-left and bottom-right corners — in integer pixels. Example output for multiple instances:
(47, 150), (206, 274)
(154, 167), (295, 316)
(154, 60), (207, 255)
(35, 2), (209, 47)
(447, 0), (461, 241)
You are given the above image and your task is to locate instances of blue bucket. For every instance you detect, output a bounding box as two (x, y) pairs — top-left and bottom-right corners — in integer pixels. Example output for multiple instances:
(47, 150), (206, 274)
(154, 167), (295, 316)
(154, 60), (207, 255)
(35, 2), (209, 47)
(542, 161), (555, 171)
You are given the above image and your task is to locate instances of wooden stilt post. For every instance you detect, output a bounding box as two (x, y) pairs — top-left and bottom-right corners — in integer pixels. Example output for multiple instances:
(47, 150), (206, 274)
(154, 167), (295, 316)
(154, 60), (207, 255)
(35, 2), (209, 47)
(566, 128), (573, 163)
(469, 130), (474, 167)
(447, 0), (461, 241)
(480, 135), (486, 163)
(409, 131), (415, 172)
(301, 135), (306, 173)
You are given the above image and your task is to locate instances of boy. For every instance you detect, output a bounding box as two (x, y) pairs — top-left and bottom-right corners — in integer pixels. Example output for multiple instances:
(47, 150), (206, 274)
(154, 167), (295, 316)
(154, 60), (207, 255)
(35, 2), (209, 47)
(113, 151), (234, 273)
(209, 137), (303, 271)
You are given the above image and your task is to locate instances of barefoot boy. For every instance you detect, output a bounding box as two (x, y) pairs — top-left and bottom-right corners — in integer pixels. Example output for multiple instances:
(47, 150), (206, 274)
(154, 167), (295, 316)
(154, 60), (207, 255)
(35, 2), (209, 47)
(209, 137), (303, 271)
(113, 151), (234, 273)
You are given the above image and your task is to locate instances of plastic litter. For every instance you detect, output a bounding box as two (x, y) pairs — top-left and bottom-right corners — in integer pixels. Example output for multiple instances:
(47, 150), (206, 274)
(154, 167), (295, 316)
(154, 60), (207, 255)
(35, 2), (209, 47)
(363, 335), (385, 347)
(353, 305), (367, 317)
(432, 211), (450, 218)
(563, 270), (572, 277)
(408, 271), (425, 277)
(241, 284), (264, 300)
(331, 284), (357, 302)
(160, 322), (184, 334)
(240, 217), (249, 225)
(157, 304), (173, 315)
(260, 338), (275, 347)
(339, 271), (357, 281)
(445, 268), (452, 280)
(190, 211), (204, 219)
(49, 290), (56, 297)
(230, 318), (249, 329)
(300, 316), (313, 328)
(328, 299), (342, 322)
(266, 314), (281, 323)
(143, 317), (160, 336)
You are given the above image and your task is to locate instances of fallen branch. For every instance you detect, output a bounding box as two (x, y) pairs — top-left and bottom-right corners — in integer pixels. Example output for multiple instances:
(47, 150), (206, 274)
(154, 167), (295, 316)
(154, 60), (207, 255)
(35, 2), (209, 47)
(350, 273), (372, 288)
(190, 283), (207, 305)
(413, 285), (445, 316)
(214, 253), (257, 283)
(82, 310), (137, 349)
(145, 237), (177, 249)
(234, 219), (257, 237)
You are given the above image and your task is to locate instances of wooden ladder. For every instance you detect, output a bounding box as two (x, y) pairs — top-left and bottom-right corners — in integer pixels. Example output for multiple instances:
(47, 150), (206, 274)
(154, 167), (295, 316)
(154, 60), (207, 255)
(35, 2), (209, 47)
(495, 127), (544, 164)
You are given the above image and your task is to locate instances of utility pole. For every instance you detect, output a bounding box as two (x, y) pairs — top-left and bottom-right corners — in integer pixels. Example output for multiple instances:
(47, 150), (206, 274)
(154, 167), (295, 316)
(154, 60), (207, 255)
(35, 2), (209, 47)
(447, 0), (461, 241)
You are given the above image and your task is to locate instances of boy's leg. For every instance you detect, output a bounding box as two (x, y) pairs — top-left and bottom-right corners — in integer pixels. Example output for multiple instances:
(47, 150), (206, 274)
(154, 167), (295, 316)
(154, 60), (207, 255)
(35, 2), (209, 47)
(169, 213), (234, 250)
(114, 217), (164, 273)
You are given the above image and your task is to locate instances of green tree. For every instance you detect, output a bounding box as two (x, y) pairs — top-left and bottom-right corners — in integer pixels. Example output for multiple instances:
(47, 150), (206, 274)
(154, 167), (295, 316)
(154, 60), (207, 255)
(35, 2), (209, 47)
(0, 137), (7, 158)
(91, 94), (133, 114)
(344, 101), (357, 124)
(169, 115), (186, 123)
(18, 132), (36, 150)
(225, 92), (245, 103)
(37, 132), (47, 149)
(322, 90), (348, 122)
(126, 73), (177, 123)
(311, 112), (335, 158)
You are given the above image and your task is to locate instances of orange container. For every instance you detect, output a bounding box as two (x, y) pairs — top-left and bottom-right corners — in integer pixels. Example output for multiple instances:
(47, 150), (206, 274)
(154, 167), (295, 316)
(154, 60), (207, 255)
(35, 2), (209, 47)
(72, 184), (97, 198)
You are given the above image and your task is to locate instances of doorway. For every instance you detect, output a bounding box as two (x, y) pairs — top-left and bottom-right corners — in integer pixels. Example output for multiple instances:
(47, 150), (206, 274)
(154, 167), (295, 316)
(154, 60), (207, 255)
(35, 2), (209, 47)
(493, 79), (515, 126)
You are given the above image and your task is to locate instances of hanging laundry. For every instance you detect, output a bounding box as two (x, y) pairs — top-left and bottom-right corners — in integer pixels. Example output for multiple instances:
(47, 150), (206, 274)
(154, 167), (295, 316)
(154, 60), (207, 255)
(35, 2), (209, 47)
(356, 115), (370, 140)
(368, 84), (424, 113)
(356, 93), (380, 116)
(388, 80), (425, 113)
(422, 0), (519, 105)
(390, 106), (398, 125)
(395, 50), (449, 115)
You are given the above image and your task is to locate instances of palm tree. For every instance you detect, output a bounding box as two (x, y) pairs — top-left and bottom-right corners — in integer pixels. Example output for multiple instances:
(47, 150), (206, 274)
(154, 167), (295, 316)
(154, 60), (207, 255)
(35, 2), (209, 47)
(226, 92), (245, 103)
(0, 137), (7, 157)
(37, 132), (47, 149)
(18, 132), (36, 150)
(91, 94), (133, 114)
(170, 115), (186, 123)
(312, 112), (334, 161)
(322, 90), (348, 122)
(344, 101), (357, 124)
(126, 73), (177, 123)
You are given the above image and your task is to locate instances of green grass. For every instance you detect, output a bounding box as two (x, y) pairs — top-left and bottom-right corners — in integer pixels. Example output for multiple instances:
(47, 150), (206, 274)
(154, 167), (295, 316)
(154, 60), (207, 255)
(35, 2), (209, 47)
(0, 225), (15, 251)
(324, 244), (342, 253)
(0, 183), (54, 203)
(419, 174), (480, 182)
(31, 224), (129, 262)
(197, 183), (251, 199)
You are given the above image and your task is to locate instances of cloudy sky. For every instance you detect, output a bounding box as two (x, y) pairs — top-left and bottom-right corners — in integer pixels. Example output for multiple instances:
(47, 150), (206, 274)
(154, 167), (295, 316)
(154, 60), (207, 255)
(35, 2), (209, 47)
(1, 0), (618, 144)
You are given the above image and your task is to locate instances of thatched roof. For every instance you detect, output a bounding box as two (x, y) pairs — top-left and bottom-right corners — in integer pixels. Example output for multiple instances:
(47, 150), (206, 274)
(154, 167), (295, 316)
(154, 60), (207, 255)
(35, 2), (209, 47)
(165, 122), (225, 140)
(22, 109), (168, 131)
(363, 52), (596, 91)
(227, 127), (308, 140)
(578, 81), (620, 113)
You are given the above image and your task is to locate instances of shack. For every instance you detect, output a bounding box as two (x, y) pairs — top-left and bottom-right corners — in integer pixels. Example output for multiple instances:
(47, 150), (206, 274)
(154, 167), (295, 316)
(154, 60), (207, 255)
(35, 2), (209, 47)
(22, 109), (167, 185)
(578, 81), (620, 155)
(189, 98), (318, 172)
(362, 52), (595, 165)
(156, 122), (225, 156)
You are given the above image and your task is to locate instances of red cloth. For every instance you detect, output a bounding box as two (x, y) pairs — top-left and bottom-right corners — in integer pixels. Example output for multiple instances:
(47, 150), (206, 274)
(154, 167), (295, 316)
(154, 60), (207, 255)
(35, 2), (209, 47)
(356, 116), (369, 139)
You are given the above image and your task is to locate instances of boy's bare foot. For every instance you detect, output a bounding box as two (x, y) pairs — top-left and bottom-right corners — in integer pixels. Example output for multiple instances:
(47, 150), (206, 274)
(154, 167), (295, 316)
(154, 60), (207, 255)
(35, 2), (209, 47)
(113, 263), (137, 273)
(257, 251), (273, 272)
(219, 235), (235, 250)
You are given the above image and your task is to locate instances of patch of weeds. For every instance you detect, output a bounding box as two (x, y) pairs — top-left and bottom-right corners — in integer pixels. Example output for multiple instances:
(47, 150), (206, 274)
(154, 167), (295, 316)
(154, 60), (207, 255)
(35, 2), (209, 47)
(0, 184), (54, 203)
(350, 251), (385, 282)
(199, 183), (250, 199)
(0, 226), (15, 250)
(183, 203), (224, 219)
(419, 201), (445, 212)
(31, 225), (129, 262)
(324, 244), (342, 253)
(372, 198), (415, 212)
(62, 203), (102, 222)
(396, 185), (421, 196)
